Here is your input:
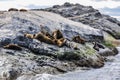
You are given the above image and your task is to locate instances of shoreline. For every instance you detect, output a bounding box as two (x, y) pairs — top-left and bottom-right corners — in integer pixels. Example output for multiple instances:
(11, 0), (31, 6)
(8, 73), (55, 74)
(0, 44), (119, 80)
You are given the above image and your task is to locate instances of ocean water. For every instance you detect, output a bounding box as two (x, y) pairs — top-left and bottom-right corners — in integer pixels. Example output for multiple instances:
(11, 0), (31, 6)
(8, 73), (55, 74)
(17, 47), (120, 80)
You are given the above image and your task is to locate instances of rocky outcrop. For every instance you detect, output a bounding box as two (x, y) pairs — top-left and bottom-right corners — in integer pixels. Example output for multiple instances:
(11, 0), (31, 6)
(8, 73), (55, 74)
(41, 2), (120, 39)
(0, 9), (118, 79)
(0, 11), (103, 54)
(0, 46), (105, 79)
(0, 10), (106, 79)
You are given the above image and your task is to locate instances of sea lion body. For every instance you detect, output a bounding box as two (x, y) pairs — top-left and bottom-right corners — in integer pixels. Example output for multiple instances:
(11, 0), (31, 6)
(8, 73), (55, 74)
(19, 9), (27, 12)
(3, 44), (22, 51)
(72, 36), (85, 44)
(34, 33), (54, 44)
(24, 33), (34, 39)
(52, 30), (63, 39)
(8, 8), (18, 11)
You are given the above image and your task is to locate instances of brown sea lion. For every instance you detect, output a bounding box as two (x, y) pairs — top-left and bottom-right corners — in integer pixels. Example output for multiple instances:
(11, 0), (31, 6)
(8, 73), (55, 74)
(19, 9), (27, 12)
(72, 36), (85, 44)
(24, 33), (34, 39)
(52, 30), (63, 39)
(8, 8), (18, 11)
(56, 38), (66, 47)
(3, 44), (22, 51)
(34, 32), (54, 44)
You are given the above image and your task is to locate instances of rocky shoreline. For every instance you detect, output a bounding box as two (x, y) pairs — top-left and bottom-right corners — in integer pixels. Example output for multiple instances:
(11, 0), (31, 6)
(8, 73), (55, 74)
(0, 3), (120, 80)
(16, 47), (120, 80)
(0, 44), (118, 80)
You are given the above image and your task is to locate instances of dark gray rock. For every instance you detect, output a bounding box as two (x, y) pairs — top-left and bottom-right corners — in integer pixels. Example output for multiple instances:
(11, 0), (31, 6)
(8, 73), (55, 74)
(43, 2), (120, 39)
(98, 48), (118, 56)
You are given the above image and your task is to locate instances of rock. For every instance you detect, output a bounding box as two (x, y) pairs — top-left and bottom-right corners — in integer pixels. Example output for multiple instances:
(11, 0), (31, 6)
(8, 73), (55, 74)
(0, 3), (119, 79)
(98, 48), (118, 56)
(0, 11), (103, 55)
(16, 74), (55, 80)
(0, 38), (11, 47)
(90, 55), (105, 68)
(111, 47), (119, 55)
(53, 5), (60, 8)
(63, 2), (73, 7)
(74, 53), (104, 68)
(1, 68), (19, 80)
(0, 10), (106, 79)
(43, 2), (120, 39)
(58, 51), (82, 61)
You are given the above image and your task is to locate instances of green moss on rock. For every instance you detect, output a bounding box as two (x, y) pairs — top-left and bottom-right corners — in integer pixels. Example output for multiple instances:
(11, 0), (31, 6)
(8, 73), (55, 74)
(56, 46), (96, 61)
(84, 46), (96, 55)
(103, 41), (115, 48)
(57, 50), (81, 61)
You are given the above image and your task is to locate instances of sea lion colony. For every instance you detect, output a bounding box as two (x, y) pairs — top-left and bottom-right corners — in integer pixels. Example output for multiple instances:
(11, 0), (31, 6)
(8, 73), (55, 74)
(3, 24), (87, 50)
(8, 8), (27, 12)
(24, 25), (86, 48)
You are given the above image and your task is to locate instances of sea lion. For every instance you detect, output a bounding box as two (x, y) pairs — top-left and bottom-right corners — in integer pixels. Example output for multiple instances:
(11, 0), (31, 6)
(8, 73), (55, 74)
(56, 38), (66, 47)
(72, 36), (85, 44)
(19, 9), (27, 12)
(34, 32), (54, 44)
(93, 42), (99, 51)
(8, 8), (18, 11)
(52, 30), (63, 39)
(3, 44), (22, 51)
(24, 33), (34, 39)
